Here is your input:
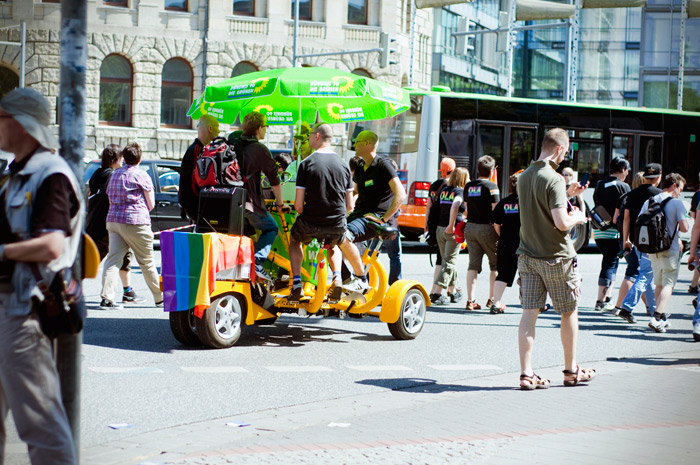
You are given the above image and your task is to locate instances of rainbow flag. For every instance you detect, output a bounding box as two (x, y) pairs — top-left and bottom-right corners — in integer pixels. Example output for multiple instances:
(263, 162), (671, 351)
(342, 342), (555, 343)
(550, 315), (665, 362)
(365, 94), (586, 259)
(160, 232), (253, 317)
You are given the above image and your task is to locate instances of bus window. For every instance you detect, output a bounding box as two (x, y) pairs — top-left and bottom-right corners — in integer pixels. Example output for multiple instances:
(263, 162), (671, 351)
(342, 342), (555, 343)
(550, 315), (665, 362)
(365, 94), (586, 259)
(510, 128), (535, 177)
(477, 125), (504, 185)
(347, 95), (422, 155)
(573, 141), (605, 180)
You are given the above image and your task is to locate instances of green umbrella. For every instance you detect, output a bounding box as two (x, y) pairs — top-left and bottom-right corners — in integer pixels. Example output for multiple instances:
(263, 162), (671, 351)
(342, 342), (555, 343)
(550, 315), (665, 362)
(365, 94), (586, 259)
(187, 67), (410, 126)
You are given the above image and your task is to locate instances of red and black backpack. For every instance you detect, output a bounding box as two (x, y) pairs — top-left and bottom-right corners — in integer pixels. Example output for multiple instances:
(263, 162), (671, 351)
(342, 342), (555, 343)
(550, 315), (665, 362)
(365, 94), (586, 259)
(194, 137), (246, 188)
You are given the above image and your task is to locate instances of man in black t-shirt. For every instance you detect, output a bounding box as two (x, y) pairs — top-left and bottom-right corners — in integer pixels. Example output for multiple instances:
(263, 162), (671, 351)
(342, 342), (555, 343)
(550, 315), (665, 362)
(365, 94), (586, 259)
(338, 130), (406, 293)
(612, 163), (663, 323)
(591, 157), (630, 312)
(464, 155), (501, 311)
(288, 123), (354, 301)
(424, 158), (455, 287)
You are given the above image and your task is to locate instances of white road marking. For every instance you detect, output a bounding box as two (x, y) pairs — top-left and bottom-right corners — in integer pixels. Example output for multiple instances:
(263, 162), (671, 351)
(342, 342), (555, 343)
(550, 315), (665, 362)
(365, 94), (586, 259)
(346, 365), (412, 371)
(265, 366), (334, 372)
(428, 365), (502, 371)
(88, 367), (164, 374)
(181, 367), (249, 373)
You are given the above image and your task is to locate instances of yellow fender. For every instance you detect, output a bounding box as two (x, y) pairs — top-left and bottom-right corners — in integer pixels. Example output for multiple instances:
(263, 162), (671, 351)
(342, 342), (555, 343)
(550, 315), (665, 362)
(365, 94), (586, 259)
(379, 280), (430, 324)
(83, 233), (100, 279)
(210, 280), (278, 325)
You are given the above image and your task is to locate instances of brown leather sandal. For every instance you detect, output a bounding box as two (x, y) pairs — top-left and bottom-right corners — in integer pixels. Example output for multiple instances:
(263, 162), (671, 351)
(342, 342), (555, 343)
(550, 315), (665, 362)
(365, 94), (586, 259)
(563, 366), (597, 386)
(519, 373), (550, 390)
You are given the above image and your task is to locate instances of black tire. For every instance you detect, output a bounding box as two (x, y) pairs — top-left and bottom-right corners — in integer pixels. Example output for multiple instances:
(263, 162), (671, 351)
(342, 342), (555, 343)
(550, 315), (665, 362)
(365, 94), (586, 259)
(195, 294), (245, 349)
(569, 221), (589, 252)
(388, 288), (427, 340)
(169, 309), (201, 347)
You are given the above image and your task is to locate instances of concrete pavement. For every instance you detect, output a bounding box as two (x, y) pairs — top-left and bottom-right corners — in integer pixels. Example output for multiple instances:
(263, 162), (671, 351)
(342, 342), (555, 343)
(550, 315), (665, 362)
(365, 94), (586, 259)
(79, 348), (700, 465)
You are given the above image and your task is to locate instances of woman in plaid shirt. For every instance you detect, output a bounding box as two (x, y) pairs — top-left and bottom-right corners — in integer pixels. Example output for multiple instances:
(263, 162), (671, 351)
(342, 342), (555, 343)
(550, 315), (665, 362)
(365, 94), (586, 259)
(99, 143), (164, 308)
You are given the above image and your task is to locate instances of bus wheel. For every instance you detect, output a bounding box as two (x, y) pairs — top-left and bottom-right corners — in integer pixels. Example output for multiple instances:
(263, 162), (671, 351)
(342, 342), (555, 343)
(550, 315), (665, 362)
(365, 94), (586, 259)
(388, 289), (426, 340)
(169, 309), (201, 347)
(569, 221), (589, 252)
(195, 294), (245, 349)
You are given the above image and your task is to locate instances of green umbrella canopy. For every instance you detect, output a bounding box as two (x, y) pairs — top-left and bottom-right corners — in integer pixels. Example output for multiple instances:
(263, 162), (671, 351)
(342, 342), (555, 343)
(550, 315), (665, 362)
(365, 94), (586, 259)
(187, 67), (410, 126)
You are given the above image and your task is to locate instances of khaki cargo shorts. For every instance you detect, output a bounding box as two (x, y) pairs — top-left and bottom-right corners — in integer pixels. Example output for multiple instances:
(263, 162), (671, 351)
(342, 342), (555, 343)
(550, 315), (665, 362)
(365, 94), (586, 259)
(518, 254), (581, 314)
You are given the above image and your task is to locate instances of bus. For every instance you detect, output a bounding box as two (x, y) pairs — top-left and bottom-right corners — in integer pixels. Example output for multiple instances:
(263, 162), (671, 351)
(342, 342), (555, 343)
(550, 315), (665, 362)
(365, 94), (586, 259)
(349, 89), (700, 250)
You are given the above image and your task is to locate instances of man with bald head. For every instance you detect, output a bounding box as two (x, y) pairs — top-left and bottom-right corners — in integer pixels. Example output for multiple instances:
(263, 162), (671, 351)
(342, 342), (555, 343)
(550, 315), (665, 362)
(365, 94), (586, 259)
(289, 123), (354, 301)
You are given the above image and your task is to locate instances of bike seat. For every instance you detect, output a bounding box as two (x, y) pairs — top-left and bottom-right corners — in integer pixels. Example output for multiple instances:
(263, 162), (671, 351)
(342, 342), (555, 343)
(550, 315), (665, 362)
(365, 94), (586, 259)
(366, 221), (399, 241)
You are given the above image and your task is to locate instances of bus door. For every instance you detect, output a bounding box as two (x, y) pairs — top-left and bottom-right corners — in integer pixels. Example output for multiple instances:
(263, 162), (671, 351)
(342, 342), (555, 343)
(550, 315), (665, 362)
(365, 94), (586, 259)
(476, 122), (538, 194)
(610, 130), (663, 178)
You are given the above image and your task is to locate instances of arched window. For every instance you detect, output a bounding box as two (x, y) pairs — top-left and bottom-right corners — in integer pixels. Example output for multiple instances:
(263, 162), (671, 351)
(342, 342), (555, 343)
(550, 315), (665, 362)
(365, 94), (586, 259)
(231, 61), (258, 78)
(161, 58), (193, 128)
(233, 0), (254, 16)
(351, 68), (372, 78)
(99, 54), (132, 125)
(165, 1), (187, 12)
(0, 66), (19, 98)
(291, 0), (312, 20)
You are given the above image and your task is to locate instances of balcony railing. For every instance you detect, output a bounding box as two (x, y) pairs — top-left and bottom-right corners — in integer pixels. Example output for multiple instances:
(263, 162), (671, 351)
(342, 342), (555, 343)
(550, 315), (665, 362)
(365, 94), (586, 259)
(285, 20), (326, 39)
(227, 15), (269, 35)
(343, 24), (381, 42)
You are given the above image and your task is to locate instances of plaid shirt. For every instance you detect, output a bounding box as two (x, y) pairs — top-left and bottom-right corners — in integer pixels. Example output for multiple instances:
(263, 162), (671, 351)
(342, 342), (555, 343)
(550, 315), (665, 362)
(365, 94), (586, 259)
(106, 164), (153, 225)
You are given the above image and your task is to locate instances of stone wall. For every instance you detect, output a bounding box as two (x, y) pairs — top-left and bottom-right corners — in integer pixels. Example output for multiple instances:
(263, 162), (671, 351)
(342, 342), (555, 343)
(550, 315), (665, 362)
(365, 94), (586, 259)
(0, 0), (432, 161)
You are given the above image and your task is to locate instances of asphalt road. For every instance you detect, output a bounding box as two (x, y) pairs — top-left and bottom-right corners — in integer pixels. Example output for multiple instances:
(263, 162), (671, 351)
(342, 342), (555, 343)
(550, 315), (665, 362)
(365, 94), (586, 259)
(34, 242), (690, 453)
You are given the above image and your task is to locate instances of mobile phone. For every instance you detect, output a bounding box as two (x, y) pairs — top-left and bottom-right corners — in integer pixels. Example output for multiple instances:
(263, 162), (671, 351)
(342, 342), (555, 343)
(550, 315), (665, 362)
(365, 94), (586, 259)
(579, 173), (590, 186)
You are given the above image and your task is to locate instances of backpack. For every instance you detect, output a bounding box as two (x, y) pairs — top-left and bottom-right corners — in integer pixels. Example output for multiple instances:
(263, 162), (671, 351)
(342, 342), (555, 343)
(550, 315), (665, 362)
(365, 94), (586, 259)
(194, 137), (245, 188)
(634, 196), (676, 254)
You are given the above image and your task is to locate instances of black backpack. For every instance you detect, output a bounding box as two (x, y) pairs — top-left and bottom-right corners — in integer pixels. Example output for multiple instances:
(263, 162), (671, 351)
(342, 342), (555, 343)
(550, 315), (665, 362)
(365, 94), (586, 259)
(634, 196), (676, 254)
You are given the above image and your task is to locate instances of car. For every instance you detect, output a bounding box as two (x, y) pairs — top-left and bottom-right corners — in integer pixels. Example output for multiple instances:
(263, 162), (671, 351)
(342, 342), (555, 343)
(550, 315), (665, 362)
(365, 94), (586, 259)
(84, 159), (189, 233)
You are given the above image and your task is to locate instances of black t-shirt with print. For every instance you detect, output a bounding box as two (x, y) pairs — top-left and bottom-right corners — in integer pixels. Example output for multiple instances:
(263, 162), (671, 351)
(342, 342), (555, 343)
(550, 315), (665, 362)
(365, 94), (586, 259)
(353, 156), (397, 216)
(296, 150), (353, 226)
(593, 175), (630, 219)
(625, 183), (662, 243)
(437, 185), (465, 227)
(493, 193), (521, 247)
(465, 178), (500, 224)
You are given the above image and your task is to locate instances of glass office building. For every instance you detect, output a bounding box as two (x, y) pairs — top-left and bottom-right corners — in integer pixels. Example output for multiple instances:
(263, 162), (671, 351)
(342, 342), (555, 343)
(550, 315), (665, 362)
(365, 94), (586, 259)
(432, 1), (699, 111)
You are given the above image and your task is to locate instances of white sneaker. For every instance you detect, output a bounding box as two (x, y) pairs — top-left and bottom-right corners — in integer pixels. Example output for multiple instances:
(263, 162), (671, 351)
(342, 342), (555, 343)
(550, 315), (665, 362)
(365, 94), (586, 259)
(342, 277), (369, 294)
(648, 316), (667, 333)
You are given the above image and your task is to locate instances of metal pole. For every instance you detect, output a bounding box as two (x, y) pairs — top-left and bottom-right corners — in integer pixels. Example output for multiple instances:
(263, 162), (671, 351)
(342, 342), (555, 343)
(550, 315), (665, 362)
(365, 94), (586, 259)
(293, 0), (299, 67)
(568, 0), (581, 102)
(678, 0), (687, 110)
(19, 21), (25, 88)
(202, 0), (209, 93)
(58, 0), (87, 457)
(506, 0), (516, 97)
(409, 0), (416, 86)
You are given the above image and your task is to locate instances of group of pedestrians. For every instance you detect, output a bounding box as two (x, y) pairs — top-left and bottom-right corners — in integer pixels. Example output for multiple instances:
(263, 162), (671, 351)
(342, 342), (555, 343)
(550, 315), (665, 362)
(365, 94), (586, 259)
(426, 155), (515, 315)
(591, 160), (692, 337)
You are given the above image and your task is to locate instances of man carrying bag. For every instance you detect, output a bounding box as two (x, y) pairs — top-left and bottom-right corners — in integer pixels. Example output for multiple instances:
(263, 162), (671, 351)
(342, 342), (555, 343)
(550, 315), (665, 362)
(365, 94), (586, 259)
(0, 88), (82, 464)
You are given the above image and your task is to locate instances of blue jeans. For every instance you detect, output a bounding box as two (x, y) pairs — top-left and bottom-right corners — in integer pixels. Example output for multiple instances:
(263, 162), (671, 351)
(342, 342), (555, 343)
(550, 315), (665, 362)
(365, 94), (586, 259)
(595, 238), (621, 287)
(623, 246), (640, 281)
(694, 298), (700, 326)
(245, 210), (279, 265)
(621, 249), (656, 314)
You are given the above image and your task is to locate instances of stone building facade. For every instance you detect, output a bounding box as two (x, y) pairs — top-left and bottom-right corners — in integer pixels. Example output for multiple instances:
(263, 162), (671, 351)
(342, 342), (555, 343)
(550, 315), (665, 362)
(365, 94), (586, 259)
(0, 0), (432, 160)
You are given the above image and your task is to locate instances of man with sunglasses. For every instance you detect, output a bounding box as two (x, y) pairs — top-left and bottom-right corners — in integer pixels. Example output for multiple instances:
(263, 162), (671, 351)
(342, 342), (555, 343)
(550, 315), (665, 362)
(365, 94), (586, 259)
(339, 130), (406, 293)
(239, 111), (288, 280)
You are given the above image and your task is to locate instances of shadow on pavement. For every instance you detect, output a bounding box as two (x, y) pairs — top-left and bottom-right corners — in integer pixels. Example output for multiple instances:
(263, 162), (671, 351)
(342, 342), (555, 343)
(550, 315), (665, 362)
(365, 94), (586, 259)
(83, 316), (177, 353)
(357, 377), (515, 393)
(605, 355), (700, 366)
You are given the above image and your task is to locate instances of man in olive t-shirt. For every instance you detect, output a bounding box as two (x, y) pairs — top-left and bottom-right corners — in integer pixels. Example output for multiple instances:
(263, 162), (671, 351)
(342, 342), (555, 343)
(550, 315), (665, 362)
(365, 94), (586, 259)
(515, 128), (594, 391)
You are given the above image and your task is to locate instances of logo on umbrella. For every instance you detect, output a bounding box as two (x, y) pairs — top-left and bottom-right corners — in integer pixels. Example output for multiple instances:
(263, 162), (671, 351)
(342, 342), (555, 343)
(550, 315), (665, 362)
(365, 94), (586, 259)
(310, 77), (355, 96)
(326, 103), (364, 122)
(254, 104), (274, 114)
